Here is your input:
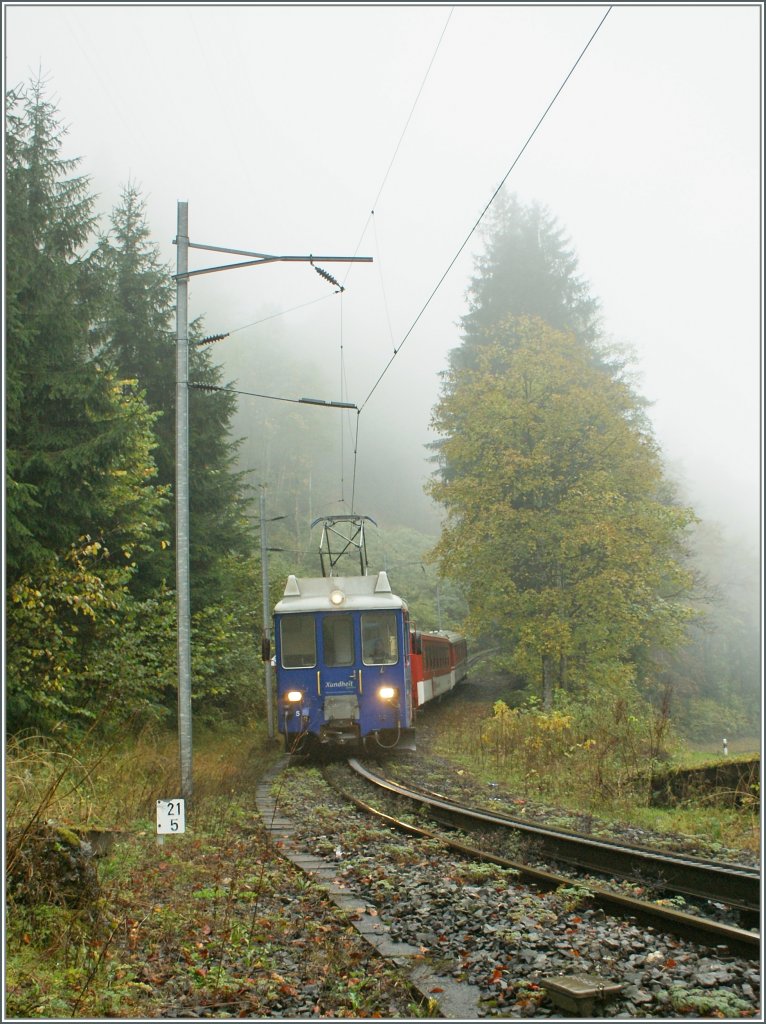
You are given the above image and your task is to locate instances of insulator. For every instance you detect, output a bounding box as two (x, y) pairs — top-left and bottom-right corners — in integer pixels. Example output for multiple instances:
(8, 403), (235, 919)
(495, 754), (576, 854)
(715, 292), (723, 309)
(195, 332), (229, 347)
(314, 265), (341, 290)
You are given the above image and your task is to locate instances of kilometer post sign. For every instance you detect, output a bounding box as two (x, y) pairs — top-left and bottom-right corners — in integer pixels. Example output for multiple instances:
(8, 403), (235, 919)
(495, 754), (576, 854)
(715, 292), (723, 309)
(156, 798), (186, 835)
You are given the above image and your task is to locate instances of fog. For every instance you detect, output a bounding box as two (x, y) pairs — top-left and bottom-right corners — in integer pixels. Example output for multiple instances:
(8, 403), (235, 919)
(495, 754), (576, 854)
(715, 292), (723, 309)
(5, 3), (761, 548)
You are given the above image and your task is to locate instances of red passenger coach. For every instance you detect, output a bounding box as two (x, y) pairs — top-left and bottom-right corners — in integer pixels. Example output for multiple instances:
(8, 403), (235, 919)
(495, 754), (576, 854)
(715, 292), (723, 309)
(410, 630), (468, 709)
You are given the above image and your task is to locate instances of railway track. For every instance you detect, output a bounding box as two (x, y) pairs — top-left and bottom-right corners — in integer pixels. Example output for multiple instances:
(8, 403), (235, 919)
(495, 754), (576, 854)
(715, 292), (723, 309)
(261, 754), (760, 1016)
(337, 758), (760, 958)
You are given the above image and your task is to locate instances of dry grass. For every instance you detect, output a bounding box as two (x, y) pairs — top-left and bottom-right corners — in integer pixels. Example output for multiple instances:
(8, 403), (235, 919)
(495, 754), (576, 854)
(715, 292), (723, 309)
(6, 719), (277, 835)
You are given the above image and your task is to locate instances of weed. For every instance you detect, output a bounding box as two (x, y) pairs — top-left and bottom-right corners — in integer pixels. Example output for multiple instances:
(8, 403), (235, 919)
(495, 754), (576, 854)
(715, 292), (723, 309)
(6, 723), (427, 1018)
(377, 840), (415, 864)
(453, 860), (503, 884)
(668, 986), (756, 1017)
(556, 883), (594, 912)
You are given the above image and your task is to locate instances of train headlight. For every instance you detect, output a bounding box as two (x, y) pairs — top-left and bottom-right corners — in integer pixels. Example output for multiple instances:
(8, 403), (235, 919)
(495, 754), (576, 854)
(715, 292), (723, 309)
(378, 685), (397, 701)
(329, 588), (345, 606)
(286, 690), (303, 703)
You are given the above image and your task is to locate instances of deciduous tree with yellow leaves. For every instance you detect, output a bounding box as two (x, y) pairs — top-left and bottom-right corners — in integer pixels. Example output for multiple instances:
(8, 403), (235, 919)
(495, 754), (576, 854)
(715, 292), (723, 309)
(428, 315), (697, 708)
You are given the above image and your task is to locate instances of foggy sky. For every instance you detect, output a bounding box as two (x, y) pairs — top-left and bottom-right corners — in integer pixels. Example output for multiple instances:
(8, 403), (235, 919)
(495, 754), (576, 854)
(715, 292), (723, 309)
(4, 3), (762, 546)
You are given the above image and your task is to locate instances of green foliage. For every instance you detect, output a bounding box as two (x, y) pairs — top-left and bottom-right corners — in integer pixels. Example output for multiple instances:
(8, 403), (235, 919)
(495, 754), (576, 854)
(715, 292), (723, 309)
(656, 519), (760, 736)
(5, 83), (260, 737)
(189, 555), (263, 722)
(6, 539), (136, 732)
(676, 695), (750, 742)
(366, 524), (468, 630)
(555, 883), (594, 912)
(95, 182), (254, 606)
(5, 728), (425, 1020)
(186, 343), (254, 606)
(80, 587), (178, 727)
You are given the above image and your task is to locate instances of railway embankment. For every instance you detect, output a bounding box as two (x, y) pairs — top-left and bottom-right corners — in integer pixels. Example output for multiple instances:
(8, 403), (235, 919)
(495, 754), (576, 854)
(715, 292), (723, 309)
(650, 756), (760, 808)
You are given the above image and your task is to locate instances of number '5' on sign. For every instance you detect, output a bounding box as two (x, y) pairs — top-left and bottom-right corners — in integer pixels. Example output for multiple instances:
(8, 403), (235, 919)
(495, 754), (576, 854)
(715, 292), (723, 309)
(156, 798), (186, 834)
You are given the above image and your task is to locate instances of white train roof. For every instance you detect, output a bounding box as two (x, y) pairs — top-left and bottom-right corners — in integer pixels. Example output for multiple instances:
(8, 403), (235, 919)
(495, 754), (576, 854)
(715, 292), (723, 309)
(418, 629), (465, 645)
(274, 572), (407, 614)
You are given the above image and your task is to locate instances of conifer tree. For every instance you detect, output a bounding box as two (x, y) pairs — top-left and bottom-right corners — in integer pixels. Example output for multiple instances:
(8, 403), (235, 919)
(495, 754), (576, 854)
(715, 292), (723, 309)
(95, 183), (253, 606)
(455, 191), (602, 368)
(5, 81), (164, 579)
(429, 191), (698, 707)
(5, 80), (167, 731)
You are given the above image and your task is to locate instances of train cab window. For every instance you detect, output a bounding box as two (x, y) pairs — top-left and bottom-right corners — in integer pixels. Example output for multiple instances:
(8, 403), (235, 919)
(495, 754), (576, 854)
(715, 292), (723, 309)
(280, 614), (316, 668)
(361, 612), (398, 665)
(322, 614), (354, 667)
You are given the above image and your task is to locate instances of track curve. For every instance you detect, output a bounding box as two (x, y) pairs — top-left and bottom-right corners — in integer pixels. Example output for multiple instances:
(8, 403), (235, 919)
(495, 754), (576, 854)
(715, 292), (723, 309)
(341, 758), (760, 958)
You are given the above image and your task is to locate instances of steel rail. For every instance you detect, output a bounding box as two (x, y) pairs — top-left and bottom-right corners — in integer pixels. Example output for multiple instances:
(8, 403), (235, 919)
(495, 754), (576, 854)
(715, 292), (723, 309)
(347, 759), (760, 927)
(326, 768), (758, 958)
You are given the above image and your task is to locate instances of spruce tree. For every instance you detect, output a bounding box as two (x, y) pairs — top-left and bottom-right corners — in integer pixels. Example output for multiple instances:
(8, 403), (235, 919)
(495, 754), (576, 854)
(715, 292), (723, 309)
(455, 191), (602, 367)
(5, 80), (167, 730)
(5, 81), (164, 579)
(95, 183), (253, 606)
(187, 346), (253, 605)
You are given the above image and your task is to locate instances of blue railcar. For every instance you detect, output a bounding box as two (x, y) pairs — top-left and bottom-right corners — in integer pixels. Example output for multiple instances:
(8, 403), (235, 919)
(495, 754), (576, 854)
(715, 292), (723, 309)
(274, 571), (415, 752)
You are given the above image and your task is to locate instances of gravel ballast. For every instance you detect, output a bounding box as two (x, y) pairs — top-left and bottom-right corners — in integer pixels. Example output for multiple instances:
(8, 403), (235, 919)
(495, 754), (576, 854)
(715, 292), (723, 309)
(269, 759), (760, 1019)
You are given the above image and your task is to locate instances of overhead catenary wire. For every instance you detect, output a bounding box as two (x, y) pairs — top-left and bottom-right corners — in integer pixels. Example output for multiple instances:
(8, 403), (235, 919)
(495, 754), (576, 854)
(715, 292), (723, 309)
(342, 6), (455, 287)
(225, 292), (337, 336)
(357, 4), (613, 416)
(196, 11), (454, 515)
(189, 382), (357, 410)
(350, 412), (362, 513)
(340, 9), (455, 512)
(338, 288), (347, 505)
(191, 8), (612, 525)
(372, 212), (398, 354)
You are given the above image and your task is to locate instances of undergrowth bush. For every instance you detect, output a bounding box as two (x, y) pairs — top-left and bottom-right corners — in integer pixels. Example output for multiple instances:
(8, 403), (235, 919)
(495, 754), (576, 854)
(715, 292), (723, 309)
(478, 681), (672, 806)
(429, 676), (759, 851)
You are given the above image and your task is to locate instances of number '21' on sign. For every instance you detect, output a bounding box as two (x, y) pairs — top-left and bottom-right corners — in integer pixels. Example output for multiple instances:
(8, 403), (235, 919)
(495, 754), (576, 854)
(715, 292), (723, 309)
(156, 798), (186, 834)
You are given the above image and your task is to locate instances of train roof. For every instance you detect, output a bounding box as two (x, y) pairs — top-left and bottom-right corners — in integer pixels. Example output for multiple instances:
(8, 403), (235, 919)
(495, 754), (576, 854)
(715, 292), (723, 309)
(274, 572), (407, 614)
(415, 629), (466, 645)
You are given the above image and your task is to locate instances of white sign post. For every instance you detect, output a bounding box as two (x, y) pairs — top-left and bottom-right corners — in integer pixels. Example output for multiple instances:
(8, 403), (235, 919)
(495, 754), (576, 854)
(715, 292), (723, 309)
(156, 798), (186, 844)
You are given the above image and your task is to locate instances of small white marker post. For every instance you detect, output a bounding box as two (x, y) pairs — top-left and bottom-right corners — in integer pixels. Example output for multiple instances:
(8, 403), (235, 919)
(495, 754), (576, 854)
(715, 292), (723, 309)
(723, 737), (729, 757)
(156, 798), (186, 847)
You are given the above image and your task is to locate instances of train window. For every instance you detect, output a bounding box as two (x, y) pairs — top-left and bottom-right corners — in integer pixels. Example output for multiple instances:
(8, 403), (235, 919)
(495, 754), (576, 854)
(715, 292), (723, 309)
(280, 614), (316, 668)
(361, 612), (398, 665)
(322, 614), (354, 667)
(424, 638), (450, 671)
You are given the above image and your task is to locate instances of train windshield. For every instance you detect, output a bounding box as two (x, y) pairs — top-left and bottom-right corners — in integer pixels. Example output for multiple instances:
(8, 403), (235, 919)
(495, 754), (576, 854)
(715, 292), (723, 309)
(361, 611), (398, 665)
(322, 614), (355, 667)
(280, 614), (316, 668)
